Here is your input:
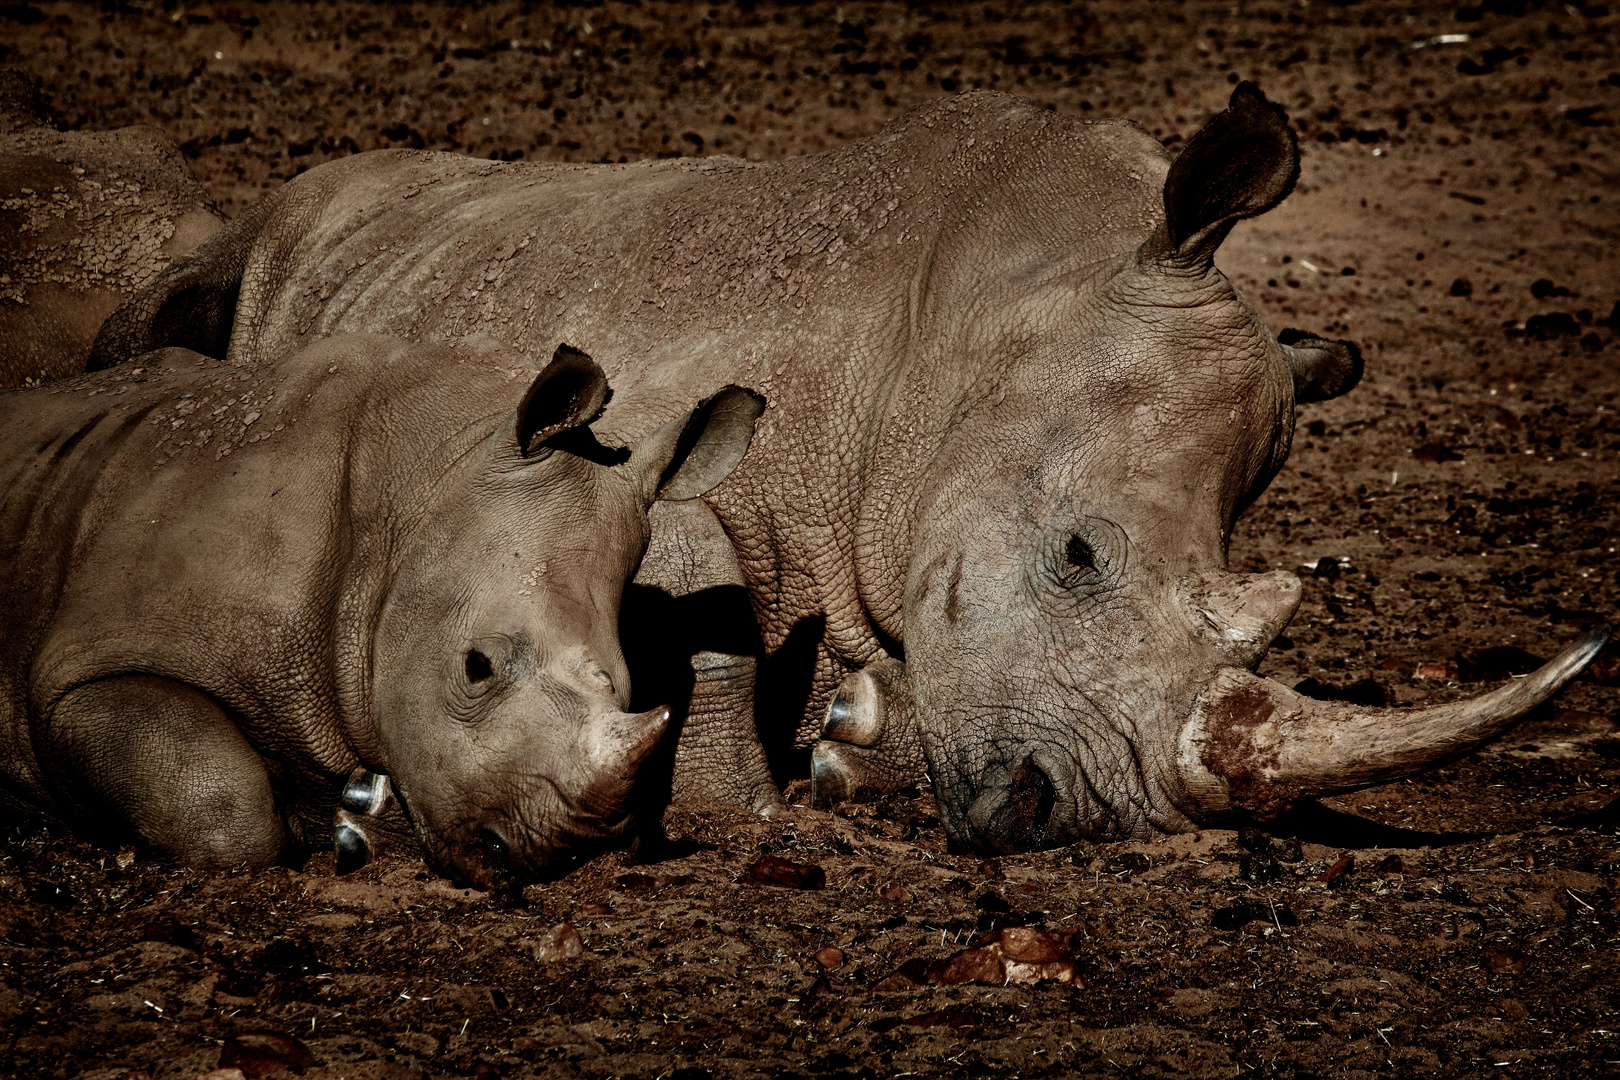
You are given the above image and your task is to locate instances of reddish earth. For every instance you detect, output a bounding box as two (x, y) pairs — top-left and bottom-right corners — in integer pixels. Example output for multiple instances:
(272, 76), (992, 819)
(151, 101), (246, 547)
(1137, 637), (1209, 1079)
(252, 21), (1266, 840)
(3, 2), (1619, 1077)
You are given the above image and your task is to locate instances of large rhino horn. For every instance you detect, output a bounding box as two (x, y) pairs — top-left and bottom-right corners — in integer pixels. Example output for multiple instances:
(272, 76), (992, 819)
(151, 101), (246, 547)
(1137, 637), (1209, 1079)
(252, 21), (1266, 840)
(1179, 625), (1612, 819)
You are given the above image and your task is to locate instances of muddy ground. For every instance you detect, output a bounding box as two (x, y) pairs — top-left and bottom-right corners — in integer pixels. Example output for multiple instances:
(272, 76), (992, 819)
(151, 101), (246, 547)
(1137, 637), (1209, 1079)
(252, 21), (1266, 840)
(3, 1), (1620, 1077)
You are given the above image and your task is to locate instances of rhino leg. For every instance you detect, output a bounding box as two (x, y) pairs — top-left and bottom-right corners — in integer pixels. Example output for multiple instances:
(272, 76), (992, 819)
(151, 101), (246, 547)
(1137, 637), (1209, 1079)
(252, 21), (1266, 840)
(37, 675), (291, 867)
(811, 658), (927, 808)
(630, 499), (784, 815)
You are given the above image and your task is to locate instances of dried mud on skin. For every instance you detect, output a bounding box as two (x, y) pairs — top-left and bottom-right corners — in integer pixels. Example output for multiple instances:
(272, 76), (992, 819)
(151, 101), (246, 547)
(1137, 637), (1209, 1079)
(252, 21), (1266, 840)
(3, 1), (1620, 1077)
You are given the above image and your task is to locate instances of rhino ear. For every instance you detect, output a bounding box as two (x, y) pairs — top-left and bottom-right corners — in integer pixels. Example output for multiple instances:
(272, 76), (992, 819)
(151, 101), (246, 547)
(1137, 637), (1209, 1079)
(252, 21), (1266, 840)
(515, 344), (612, 457)
(628, 386), (766, 502)
(1278, 328), (1363, 402)
(1159, 82), (1300, 266)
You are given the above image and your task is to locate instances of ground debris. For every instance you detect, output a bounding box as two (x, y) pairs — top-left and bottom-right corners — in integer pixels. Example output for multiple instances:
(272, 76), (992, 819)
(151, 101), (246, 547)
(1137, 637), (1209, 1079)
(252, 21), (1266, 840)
(740, 854), (825, 890)
(531, 922), (586, 962)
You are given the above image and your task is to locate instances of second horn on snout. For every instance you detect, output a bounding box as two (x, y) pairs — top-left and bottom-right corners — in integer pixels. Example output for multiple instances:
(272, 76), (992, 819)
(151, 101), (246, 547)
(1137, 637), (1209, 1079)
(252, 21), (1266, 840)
(1180, 625), (1612, 819)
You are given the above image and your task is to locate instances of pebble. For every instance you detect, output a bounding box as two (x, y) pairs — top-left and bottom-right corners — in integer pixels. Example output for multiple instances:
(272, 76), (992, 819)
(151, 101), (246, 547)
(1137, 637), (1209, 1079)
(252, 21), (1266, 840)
(876, 927), (1078, 990)
(1483, 946), (1529, 975)
(218, 1031), (316, 1075)
(741, 855), (825, 890)
(814, 946), (845, 969)
(1321, 853), (1355, 884)
(532, 923), (586, 962)
(873, 958), (930, 992)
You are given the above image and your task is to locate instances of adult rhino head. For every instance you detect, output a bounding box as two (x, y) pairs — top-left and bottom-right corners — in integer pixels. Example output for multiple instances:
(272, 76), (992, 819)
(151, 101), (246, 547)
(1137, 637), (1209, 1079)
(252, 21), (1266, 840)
(818, 84), (1608, 853)
(369, 345), (765, 884)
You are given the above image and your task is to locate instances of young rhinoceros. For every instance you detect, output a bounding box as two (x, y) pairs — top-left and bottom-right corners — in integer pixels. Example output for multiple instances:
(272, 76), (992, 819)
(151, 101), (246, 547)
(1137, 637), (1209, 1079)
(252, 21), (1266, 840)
(0, 334), (762, 884)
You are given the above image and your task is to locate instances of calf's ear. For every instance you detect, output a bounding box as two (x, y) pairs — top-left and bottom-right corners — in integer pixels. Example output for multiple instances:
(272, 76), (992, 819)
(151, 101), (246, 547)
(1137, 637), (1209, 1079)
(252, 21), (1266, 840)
(629, 386), (766, 502)
(1156, 82), (1300, 267)
(1278, 328), (1363, 402)
(515, 344), (612, 457)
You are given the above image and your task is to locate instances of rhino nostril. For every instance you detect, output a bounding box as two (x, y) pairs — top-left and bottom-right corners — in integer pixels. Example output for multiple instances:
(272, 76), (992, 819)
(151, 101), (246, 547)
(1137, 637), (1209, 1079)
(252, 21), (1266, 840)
(1008, 755), (1057, 848)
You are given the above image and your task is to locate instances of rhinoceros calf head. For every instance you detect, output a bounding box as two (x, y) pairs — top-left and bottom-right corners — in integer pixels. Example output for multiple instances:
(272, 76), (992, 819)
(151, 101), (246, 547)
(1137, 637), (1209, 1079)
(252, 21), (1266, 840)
(900, 84), (1607, 853)
(369, 345), (762, 884)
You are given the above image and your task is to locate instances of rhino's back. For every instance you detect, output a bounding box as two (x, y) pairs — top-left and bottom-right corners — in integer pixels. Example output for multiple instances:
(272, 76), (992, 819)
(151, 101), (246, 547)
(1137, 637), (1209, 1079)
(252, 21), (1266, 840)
(230, 93), (1169, 407)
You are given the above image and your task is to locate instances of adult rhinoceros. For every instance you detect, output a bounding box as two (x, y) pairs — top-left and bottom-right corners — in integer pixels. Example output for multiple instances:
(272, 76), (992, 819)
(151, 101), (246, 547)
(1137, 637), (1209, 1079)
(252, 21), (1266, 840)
(0, 333), (761, 882)
(0, 72), (223, 387)
(91, 85), (1609, 855)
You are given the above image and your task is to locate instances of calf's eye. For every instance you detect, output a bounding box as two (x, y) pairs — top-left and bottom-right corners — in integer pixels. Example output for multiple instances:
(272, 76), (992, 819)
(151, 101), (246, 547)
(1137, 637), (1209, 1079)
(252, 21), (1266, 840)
(465, 649), (495, 683)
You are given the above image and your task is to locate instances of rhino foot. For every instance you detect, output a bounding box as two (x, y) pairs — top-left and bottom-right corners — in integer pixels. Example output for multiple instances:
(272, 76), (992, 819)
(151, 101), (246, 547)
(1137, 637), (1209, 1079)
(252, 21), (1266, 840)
(331, 768), (398, 875)
(810, 658), (926, 809)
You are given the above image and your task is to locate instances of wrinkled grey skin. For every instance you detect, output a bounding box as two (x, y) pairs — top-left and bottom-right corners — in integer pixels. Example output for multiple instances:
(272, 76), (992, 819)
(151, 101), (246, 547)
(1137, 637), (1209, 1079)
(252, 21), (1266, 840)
(0, 333), (758, 883)
(92, 86), (1601, 855)
(0, 72), (223, 387)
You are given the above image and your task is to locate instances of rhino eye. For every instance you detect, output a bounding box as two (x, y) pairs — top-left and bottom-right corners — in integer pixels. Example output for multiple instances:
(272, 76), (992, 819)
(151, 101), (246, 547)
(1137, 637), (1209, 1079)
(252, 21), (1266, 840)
(1061, 535), (1101, 588)
(465, 649), (495, 683)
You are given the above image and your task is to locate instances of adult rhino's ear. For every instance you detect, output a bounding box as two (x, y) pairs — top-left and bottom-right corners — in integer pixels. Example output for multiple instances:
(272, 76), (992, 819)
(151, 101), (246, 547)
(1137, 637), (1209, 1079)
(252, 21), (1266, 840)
(629, 386), (766, 502)
(1156, 82), (1300, 267)
(1278, 328), (1363, 402)
(515, 343), (612, 457)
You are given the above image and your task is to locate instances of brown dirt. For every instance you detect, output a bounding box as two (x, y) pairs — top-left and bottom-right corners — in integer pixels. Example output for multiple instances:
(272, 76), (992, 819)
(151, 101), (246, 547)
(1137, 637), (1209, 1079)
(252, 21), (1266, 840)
(4, 1), (1620, 1077)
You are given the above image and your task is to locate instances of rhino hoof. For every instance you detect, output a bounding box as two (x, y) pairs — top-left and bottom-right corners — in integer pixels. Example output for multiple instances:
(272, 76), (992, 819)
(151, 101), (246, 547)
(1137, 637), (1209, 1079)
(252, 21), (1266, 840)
(333, 817), (372, 875)
(810, 741), (861, 808)
(811, 660), (927, 810)
(340, 768), (393, 816)
(821, 671), (883, 746)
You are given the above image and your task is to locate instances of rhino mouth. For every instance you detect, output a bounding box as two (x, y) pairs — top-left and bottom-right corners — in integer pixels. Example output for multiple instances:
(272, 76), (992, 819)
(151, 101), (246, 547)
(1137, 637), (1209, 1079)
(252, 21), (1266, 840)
(959, 750), (1070, 855)
(420, 795), (645, 890)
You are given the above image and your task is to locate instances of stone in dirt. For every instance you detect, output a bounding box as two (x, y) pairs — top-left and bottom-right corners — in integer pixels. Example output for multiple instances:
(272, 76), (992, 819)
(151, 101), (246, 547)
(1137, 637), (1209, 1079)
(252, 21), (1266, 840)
(873, 957), (931, 992)
(1483, 946), (1529, 974)
(741, 855), (826, 890)
(217, 1030), (316, 1076)
(532, 923), (586, 962)
(815, 946), (845, 968)
(1321, 853), (1355, 884)
(879, 927), (1079, 989)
